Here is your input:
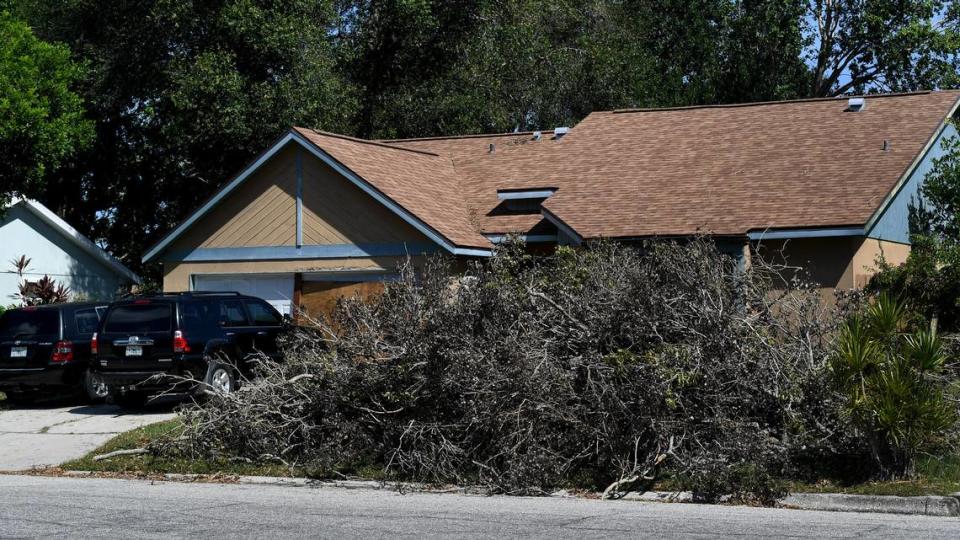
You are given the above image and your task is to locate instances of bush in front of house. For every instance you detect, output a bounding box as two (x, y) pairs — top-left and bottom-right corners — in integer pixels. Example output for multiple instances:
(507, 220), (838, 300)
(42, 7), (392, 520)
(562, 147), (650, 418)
(830, 293), (959, 479)
(164, 238), (852, 502)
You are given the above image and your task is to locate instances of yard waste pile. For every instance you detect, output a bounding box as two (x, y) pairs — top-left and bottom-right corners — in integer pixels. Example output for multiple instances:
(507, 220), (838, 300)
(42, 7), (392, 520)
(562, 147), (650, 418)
(156, 239), (950, 501)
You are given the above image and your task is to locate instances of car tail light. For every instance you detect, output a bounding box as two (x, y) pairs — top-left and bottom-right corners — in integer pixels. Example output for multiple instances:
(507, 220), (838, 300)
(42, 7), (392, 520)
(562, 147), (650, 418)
(173, 330), (190, 353)
(51, 341), (74, 363)
(91, 332), (99, 355)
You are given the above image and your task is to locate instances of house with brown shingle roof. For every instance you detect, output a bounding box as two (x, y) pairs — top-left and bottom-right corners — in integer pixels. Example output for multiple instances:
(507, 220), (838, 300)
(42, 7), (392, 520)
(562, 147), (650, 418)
(144, 91), (960, 317)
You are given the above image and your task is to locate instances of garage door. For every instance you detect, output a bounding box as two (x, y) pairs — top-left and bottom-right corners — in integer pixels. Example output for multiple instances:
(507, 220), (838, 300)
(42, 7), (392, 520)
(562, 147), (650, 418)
(192, 274), (295, 316)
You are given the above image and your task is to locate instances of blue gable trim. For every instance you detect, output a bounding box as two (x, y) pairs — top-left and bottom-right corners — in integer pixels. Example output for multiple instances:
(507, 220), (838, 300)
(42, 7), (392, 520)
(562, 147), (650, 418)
(868, 121), (959, 245)
(747, 226), (865, 241)
(161, 243), (442, 262)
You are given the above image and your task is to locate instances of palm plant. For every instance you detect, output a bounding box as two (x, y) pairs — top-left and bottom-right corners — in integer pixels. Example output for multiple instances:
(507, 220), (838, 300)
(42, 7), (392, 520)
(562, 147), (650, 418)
(831, 293), (956, 478)
(8, 255), (70, 306)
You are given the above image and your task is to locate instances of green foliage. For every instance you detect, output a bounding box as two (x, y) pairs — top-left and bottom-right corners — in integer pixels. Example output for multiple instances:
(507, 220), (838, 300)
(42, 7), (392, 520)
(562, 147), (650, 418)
(914, 132), (960, 242)
(830, 294), (958, 478)
(13, 0), (356, 278)
(0, 9), (91, 205)
(804, 0), (959, 96)
(872, 132), (960, 332)
(4, 0), (957, 275)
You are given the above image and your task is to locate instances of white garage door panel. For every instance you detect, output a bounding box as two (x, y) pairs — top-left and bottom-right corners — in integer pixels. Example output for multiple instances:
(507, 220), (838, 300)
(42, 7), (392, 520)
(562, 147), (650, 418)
(193, 274), (294, 315)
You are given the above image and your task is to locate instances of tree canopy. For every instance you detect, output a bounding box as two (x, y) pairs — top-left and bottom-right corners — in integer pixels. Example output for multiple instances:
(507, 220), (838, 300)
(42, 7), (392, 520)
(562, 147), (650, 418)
(2, 0), (958, 275)
(0, 9), (91, 207)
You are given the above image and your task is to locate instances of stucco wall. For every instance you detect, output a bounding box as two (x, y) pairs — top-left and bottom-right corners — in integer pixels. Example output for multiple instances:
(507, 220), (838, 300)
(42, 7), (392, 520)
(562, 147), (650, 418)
(753, 236), (911, 294)
(0, 205), (125, 303)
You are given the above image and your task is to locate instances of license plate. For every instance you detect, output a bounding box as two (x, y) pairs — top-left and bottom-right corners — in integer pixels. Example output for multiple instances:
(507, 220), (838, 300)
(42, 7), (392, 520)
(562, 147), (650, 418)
(10, 347), (27, 358)
(125, 345), (143, 357)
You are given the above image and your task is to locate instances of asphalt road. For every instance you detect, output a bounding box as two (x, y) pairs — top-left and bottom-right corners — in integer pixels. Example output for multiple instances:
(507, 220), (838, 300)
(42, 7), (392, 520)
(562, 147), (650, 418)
(1, 475), (958, 539)
(0, 399), (177, 471)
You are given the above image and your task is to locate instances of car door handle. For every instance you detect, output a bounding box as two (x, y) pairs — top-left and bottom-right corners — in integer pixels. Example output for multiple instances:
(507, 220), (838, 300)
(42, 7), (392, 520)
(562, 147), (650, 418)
(256, 331), (268, 336)
(225, 332), (236, 337)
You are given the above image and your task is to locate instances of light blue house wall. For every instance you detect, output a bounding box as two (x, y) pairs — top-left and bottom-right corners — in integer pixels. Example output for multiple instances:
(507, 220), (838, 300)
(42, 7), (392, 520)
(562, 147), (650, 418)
(868, 120), (959, 244)
(1, 203), (135, 305)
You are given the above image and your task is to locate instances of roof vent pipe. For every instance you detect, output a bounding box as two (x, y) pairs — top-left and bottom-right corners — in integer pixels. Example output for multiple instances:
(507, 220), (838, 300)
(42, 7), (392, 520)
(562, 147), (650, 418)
(847, 97), (866, 112)
(532, 131), (542, 141)
(488, 143), (495, 154)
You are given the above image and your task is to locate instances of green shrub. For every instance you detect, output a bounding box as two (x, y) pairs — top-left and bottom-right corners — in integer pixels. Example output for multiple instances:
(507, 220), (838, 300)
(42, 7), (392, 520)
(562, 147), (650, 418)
(831, 293), (958, 478)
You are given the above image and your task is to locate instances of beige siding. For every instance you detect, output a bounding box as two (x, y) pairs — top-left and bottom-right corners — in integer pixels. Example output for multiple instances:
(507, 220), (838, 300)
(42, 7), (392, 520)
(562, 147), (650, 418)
(300, 153), (430, 245)
(162, 257), (424, 292)
(169, 146), (299, 253)
(753, 236), (911, 297)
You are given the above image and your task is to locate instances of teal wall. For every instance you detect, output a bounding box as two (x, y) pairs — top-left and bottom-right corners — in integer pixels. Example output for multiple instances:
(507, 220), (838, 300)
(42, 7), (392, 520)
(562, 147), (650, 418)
(868, 121), (958, 245)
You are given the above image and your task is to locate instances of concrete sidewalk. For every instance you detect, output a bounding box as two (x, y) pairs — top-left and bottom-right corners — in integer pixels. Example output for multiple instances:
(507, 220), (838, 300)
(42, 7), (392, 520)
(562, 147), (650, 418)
(0, 400), (176, 471)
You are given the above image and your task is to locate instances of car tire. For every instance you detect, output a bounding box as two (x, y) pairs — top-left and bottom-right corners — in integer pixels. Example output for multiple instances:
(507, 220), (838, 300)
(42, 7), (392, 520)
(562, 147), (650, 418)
(203, 361), (237, 394)
(83, 370), (109, 403)
(114, 391), (148, 408)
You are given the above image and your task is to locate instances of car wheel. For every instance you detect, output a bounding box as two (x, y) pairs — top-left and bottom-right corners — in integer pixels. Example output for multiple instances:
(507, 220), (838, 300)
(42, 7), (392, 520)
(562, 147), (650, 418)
(204, 362), (237, 394)
(83, 370), (109, 403)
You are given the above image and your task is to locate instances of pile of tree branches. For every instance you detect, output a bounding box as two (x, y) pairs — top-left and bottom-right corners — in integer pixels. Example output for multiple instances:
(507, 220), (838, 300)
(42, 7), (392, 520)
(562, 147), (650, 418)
(168, 238), (849, 502)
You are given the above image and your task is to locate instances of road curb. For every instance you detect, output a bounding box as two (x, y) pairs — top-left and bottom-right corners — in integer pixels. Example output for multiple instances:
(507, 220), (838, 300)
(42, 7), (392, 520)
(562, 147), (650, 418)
(779, 492), (960, 517)
(55, 470), (960, 516)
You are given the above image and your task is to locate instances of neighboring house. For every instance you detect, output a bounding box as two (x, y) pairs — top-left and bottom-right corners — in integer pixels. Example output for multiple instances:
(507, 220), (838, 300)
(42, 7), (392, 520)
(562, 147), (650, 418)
(1, 198), (140, 304)
(143, 91), (960, 317)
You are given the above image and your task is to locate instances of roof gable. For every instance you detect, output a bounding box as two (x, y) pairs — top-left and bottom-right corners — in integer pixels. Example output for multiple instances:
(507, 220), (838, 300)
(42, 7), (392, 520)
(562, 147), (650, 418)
(4, 198), (140, 283)
(143, 130), (494, 263)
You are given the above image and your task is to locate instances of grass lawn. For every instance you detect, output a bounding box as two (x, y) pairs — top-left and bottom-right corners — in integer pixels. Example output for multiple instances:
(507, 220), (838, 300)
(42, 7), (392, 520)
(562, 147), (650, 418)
(60, 419), (298, 478)
(59, 418), (960, 497)
(788, 456), (960, 497)
(59, 419), (385, 480)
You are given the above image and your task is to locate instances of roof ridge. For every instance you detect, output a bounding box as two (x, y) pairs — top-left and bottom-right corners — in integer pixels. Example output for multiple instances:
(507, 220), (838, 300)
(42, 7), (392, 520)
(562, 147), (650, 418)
(379, 130), (554, 143)
(294, 127), (441, 157)
(610, 90), (945, 114)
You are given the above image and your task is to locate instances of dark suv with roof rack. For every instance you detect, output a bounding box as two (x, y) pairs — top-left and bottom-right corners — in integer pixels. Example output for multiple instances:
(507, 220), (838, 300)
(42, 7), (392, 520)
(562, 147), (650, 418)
(0, 302), (110, 403)
(89, 292), (288, 407)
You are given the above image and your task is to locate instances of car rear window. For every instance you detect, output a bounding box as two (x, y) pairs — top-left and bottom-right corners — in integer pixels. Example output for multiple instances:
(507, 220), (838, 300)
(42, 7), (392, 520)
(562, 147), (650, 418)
(74, 308), (102, 335)
(104, 304), (172, 333)
(0, 309), (60, 339)
(245, 300), (282, 325)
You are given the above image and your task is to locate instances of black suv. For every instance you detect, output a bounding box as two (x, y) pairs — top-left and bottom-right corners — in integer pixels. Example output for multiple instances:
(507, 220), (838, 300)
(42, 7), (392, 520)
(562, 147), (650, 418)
(90, 292), (287, 406)
(0, 302), (109, 403)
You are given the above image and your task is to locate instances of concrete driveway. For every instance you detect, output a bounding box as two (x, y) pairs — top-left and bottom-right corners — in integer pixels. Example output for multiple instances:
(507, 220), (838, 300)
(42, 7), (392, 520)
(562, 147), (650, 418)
(0, 399), (176, 471)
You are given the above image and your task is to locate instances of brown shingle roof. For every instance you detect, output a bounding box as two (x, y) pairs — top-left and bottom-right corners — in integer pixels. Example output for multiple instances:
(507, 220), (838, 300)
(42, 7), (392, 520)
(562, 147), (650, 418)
(153, 91), (960, 262)
(294, 128), (491, 249)
(380, 130), (556, 161)
(423, 91), (959, 238)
